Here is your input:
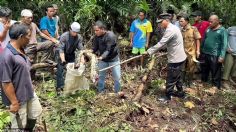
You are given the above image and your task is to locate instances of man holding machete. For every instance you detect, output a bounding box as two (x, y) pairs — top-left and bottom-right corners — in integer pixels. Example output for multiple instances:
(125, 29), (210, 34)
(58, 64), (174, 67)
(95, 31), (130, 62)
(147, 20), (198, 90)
(0, 23), (42, 131)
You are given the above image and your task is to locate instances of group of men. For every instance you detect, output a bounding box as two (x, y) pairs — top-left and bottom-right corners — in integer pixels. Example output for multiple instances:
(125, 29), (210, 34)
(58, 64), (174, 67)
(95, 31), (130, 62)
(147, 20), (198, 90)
(0, 4), (235, 131)
(0, 5), (61, 131)
(0, 4), (121, 130)
(129, 10), (235, 101)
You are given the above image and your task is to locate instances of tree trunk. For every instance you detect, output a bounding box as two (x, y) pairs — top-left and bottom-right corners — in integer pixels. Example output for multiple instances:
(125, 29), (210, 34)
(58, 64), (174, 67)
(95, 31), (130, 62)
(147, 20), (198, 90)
(133, 53), (167, 102)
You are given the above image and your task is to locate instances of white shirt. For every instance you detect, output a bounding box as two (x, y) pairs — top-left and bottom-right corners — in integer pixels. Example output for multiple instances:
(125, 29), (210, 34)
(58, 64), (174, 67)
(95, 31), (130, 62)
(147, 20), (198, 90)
(147, 23), (187, 63)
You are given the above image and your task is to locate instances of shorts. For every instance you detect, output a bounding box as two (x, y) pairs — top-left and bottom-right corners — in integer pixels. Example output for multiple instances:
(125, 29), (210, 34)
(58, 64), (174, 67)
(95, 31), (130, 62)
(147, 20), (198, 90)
(10, 93), (42, 128)
(132, 47), (146, 54)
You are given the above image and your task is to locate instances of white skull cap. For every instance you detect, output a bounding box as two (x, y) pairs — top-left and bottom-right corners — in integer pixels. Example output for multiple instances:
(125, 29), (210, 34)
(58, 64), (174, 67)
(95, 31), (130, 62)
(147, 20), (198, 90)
(71, 22), (81, 33)
(21, 9), (33, 17)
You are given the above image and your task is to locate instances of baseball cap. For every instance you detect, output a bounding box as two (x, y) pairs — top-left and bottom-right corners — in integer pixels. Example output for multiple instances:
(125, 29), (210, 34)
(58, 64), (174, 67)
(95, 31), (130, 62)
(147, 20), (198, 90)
(70, 22), (81, 33)
(21, 9), (33, 17)
(156, 13), (172, 23)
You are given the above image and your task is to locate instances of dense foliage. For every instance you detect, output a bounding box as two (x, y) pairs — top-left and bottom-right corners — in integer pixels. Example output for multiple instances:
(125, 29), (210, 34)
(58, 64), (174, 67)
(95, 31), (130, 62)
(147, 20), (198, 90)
(0, 0), (236, 131)
(1, 0), (236, 40)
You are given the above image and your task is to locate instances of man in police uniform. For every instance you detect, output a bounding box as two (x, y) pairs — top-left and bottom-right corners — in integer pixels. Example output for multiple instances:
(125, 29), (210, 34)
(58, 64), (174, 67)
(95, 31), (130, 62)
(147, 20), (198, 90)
(146, 13), (187, 102)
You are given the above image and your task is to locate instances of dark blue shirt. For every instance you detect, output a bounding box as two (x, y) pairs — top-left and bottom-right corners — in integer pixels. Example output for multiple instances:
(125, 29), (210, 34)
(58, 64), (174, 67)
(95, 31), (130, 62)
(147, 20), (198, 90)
(0, 43), (34, 106)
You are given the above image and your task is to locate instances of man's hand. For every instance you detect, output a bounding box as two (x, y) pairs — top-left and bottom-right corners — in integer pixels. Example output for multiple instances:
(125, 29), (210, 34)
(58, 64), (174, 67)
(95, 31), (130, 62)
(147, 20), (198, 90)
(145, 43), (149, 48)
(97, 56), (103, 60)
(50, 38), (59, 44)
(61, 61), (67, 66)
(227, 48), (232, 53)
(3, 20), (11, 30)
(130, 41), (133, 48)
(218, 57), (224, 63)
(80, 56), (85, 64)
(196, 50), (200, 58)
(88, 49), (93, 53)
(9, 101), (20, 113)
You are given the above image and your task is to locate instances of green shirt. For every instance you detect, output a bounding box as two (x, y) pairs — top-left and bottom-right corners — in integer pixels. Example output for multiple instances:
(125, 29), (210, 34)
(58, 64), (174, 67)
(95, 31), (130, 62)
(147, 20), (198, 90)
(201, 26), (228, 58)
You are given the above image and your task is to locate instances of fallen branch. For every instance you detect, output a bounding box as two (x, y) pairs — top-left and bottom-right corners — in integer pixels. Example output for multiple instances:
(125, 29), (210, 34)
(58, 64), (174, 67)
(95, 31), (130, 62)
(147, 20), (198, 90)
(31, 63), (52, 70)
(133, 53), (167, 102)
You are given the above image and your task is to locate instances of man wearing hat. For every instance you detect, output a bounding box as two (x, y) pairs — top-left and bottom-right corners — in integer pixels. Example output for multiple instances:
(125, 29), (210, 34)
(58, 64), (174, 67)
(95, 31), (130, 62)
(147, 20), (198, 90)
(191, 10), (210, 41)
(20, 9), (58, 79)
(167, 8), (176, 24)
(56, 22), (84, 95)
(146, 13), (187, 102)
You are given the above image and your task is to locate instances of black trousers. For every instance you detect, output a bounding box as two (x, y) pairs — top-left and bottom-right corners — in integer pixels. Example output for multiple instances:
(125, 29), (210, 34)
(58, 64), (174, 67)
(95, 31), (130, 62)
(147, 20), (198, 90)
(166, 60), (185, 96)
(200, 53), (222, 89)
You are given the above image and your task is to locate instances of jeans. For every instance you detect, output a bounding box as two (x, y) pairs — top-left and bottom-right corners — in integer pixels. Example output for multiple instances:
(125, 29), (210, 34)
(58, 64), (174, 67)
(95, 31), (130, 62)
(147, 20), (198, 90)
(98, 59), (121, 93)
(200, 53), (222, 89)
(55, 50), (75, 89)
(166, 60), (185, 97)
(56, 61), (66, 89)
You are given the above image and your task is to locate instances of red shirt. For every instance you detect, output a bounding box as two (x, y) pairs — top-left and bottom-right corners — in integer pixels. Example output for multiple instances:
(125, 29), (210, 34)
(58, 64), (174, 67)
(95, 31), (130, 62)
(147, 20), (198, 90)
(193, 21), (210, 41)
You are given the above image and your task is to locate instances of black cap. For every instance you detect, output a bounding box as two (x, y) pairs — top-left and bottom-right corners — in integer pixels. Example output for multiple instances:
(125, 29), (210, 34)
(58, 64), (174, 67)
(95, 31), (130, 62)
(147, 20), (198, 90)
(177, 11), (186, 17)
(156, 13), (172, 23)
(191, 11), (202, 17)
(167, 9), (175, 14)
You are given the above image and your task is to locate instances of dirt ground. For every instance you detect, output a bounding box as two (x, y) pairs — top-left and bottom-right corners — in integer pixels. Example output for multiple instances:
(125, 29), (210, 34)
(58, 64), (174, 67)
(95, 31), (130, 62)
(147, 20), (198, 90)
(33, 52), (236, 132)
(1, 41), (235, 131)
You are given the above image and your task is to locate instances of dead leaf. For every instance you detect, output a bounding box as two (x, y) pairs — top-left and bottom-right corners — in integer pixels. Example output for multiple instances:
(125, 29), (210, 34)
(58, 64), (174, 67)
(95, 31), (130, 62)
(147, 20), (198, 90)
(179, 129), (187, 132)
(133, 102), (141, 108)
(142, 75), (148, 82)
(143, 104), (154, 111)
(118, 91), (126, 98)
(108, 93), (116, 96)
(211, 117), (218, 125)
(148, 124), (158, 129)
(185, 88), (197, 96)
(184, 101), (195, 109)
(203, 94), (208, 98)
(142, 107), (150, 114)
(205, 87), (217, 95)
(162, 108), (172, 117)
